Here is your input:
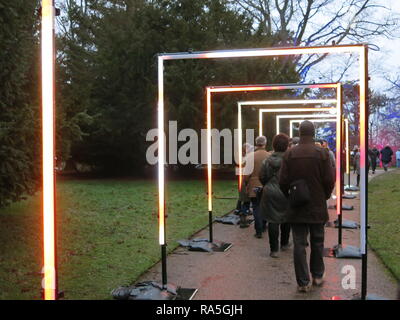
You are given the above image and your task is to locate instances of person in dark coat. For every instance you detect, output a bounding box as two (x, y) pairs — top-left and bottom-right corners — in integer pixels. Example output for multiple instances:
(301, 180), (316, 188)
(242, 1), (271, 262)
(369, 147), (379, 174)
(380, 146), (393, 171)
(259, 133), (290, 258)
(279, 120), (335, 293)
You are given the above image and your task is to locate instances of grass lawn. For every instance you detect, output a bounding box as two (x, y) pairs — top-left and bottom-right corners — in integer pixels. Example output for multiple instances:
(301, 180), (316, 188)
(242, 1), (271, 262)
(368, 168), (400, 281)
(0, 178), (237, 300)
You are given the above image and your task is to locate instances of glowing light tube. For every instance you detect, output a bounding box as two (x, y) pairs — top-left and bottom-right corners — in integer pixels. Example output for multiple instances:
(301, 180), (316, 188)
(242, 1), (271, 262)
(158, 57), (165, 245)
(336, 84), (343, 217)
(160, 44), (364, 61)
(238, 103), (242, 192)
(41, 0), (57, 301)
(209, 83), (338, 93)
(359, 47), (368, 255)
(206, 89), (212, 212)
(344, 118), (350, 174)
(289, 118), (336, 138)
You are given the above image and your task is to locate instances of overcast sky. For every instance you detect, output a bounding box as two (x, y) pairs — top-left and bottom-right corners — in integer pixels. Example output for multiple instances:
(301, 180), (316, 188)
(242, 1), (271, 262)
(368, 1), (400, 93)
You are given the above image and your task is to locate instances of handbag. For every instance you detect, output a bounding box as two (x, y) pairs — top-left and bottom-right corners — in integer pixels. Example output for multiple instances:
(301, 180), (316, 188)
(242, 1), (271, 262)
(288, 179), (310, 207)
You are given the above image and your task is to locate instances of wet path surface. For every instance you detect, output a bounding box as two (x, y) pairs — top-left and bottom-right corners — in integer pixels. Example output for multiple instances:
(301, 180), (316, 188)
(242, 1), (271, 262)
(137, 170), (398, 300)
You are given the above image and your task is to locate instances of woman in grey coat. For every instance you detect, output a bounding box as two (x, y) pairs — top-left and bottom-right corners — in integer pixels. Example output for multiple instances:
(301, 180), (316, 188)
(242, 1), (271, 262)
(259, 133), (290, 258)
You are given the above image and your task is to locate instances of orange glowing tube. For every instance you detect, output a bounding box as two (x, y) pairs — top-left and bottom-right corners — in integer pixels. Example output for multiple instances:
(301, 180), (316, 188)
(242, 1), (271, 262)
(206, 89), (212, 212)
(41, 0), (57, 301)
(359, 46), (368, 254)
(336, 84), (342, 216)
(345, 118), (350, 174)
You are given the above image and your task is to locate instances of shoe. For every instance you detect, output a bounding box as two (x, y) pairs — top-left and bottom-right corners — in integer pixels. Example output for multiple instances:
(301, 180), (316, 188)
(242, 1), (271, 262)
(297, 284), (312, 293)
(281, 243), (291, 251)
(312, 273), (325, 287)
(254, 233), (262, 239)
(270, 251), (279, 258)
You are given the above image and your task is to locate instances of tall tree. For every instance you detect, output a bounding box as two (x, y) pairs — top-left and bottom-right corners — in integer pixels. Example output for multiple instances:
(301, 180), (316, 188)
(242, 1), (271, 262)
(0, 1), (41, 207)
(228, 0), (399, 79)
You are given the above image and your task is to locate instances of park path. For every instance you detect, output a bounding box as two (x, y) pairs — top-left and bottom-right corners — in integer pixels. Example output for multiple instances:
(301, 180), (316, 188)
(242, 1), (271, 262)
(137, 170), (398, 300)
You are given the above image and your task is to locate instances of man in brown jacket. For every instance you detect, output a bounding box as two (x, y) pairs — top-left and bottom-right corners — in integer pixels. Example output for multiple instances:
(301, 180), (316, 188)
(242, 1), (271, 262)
(244, 136), (271, 238)
(279, 121), (334, 292)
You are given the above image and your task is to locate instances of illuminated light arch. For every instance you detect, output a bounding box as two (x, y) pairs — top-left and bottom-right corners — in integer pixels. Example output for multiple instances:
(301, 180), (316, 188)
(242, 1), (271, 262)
(274, 113), (337, 137)
(157, 43), (368, 297)
(289, 118), (337, 138)
(236, 90), (340, 202)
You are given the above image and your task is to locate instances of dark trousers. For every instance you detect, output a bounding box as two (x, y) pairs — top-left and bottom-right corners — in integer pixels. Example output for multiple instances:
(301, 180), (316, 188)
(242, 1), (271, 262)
(268, 223), (291, 252)
(291, 223), (325, 287)
(251, 197), (265, 235)
(371, 158), (377, 172)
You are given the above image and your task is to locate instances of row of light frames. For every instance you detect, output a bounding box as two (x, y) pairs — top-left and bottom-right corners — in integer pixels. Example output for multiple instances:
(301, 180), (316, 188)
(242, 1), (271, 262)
(239, 91), (342, 219)
(244, 109), (337, 192)
(208, 83), (337, 215)
(275, 113), (337, 136)
(41, 0), (57, 300)
(158, 44), (368, 297)
(238, 99), (337, 195)
(236, 99), (337, 136)
(289, 118), (337, 138)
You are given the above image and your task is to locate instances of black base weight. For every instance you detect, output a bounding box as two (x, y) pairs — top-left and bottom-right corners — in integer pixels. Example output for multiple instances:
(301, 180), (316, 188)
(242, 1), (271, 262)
(324, 244), (362, 259)
(178, 238), (232, 252)
(111, 281), (198, 300)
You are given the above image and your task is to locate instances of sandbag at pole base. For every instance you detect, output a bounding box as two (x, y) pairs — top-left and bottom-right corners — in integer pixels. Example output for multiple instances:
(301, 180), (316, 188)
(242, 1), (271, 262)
(178, 238), (233, 252)
(334, 244), (362, 258)
(111, 281), (198, 300)
(344, 185), (359, 192)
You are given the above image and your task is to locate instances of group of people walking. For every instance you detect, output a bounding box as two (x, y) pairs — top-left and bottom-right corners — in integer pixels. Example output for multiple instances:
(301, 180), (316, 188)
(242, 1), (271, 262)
(351, 145), (398, 186)
(235, 120), (335, 292)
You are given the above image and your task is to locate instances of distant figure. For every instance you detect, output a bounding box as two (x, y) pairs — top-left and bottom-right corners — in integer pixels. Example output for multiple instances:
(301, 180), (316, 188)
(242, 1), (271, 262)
(259, 133), (290, 258)
(354, 147), (372, 185)
(244, 136), (271, 238)
(380, 146), (394, 171)
(369, 147), (380, 174)
(396, 149), (400, 168)
(322, 139), (336, 181)
(235, 143), (253, 216)
(279, 121), (335, 293)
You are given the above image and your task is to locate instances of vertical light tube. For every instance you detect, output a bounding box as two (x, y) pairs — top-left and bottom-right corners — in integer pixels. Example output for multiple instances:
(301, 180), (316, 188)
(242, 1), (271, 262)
(276, 117), (280, 135)
(238, 103), (242, 192)
(359, 46), (368, 255)
(258, 108), (262, 136)
(335, 84), (342, 216)
(41, 0), (56, 301)
(206, 89), (212, 212)
(157, 56), (165, 246)
(345, 118), (350, 175)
